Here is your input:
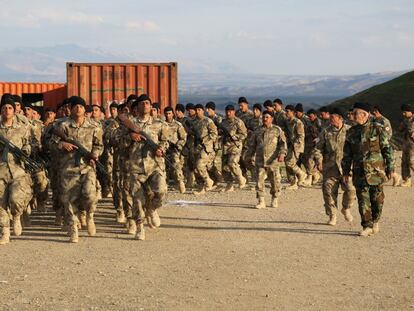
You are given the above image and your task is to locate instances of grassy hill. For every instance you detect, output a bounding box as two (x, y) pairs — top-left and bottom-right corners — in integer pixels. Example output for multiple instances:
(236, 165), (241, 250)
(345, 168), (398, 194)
(329, 70), (414, 134)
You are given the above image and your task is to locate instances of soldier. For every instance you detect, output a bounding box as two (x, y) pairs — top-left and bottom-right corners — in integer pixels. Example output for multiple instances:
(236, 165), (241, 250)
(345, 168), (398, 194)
(164, 106), (187, 193)
(302, 109), (322, 184)
(54, 96), (103, 243)
(398, 104), (414, 187)
(151, 102), (163, 120)
(219, 105), (247, 192)
(191, 104), (218, 194)
(342, 102), (395, 237)
(246, 111), (287, 209)
(263, 100), (274, 116)
(43, 107), (56, 127)
(175, 104), (187, 125)
(273, 98), (287, 130)
(182, 103), (197, 189)
(284, 105), (309, 190)
(120, 94), (169, 240)
(236, 97), (254, 180)
(319, 106), (331, 129)
(313, 107), (355, 225)
(0, 96), (33, 245)
(206, 101), (224, 186)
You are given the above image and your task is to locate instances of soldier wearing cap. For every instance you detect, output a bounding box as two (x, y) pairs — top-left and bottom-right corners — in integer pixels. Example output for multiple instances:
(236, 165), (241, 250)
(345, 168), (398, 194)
(313, 107), (356, 225)
(206, 101), (224, 186)
(398, 104), (414, 187)
(342, 102), (395, 237)
(319, 106), (331, 129)
(182, 103), (197, 189)
(273, 98), (287, 130)
(236, 97), (254, 181)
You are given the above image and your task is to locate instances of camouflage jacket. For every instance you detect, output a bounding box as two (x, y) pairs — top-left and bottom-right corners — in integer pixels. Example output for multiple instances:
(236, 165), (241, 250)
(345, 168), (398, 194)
(342, 120), (395, 185)
(313, 124), (349, 177)
(55, 117), (104, 173)
(220, 117), (247, 155)
(320, 118), (331, 130)
(246, 124), (287, 168)
(273, 110), (287, 130)
(375, 116), (392, 138)
(236, 110), (254, 126)
(191, 116), (218, 154)
(285, 117), (305, 154)
(0, 116), (32, 179)
(165, 119), (187, 153)
(398, 116), (414, 149)
(305, 118), (322, 149)
(209, 114), (223, 151)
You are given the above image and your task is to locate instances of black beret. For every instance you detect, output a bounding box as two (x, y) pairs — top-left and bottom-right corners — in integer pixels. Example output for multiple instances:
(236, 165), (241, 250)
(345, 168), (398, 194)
(319, 106), (329, 113)
(262, 111), (274, 118)
(253, 103), (262, 112)
(12, 95), (22, 104)
(92, 104), (104, 113)
(68, 96), (86, 109)
(401, 104), (413, 112)
(307, 109), (317, 115)
(85, 105), (93, 113)
(273, 98), (283, 105)
(164, 106), (173, 113)
(45, 107), (56, 113)
(238, 97), (248, 104)
(225, 104), (235, 111)
(175, 104), (185, 113)
(24, 102), (34, 110)
(127, 94), (138, 103)
(0, 95), (16, 110)
(186, 103), (195, 110)
(263, 100), (273, 107)
(109, 101), (118, 110)
(117, 103), (127, 111)
(205, 101), (216, 110)
(295, 103), (304, 112)
(195, 104), (204, 110)
(152, 102), (160, 110)
(137, 94), (151, 103)
(330, 107), (345, 118)
(285, 105), (295, 111)
(353, 102), (371, 113)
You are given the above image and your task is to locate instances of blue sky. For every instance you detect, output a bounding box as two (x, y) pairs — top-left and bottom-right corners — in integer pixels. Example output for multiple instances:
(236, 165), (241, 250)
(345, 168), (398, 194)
(0, 0), (413, 75)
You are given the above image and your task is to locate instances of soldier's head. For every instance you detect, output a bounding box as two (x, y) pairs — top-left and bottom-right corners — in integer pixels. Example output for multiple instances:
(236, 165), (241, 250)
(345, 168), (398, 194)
(92, 104), (104, 120)
(401, 104), (413, 119)
(225, 105), (236, 119)
(195, 104), (205, 119)
(371, 105), (383, 118)
(126, 94), (139, 110)
(295, 103), (304, 119)
(347, 109), (355, 123)
(0, 95), (16, 120)
(238, 97), (249, 112)
(262, 111), (273, 127)
(273, 98), (283, 112)
(352, 102), (371, 125)
(330, 107), (344, 128)
(44, 107), (56, 122)
(186, 103), (196, 118)
(24, 102), (34, 120)
(205, 101), (216, 118)
(33, 107), (42, 120)
(164, 107), (174, 122)
(319, 106), (330, 120)
(109, 101), (118, 118)
(10, 95), (22, 114)
(285, 105), (295, 119)
(253, 103), (262, 118)
(69, 96), (86, 119)
(85, 105), (93, 118)
(307, 109), (318, 121)
(175, 104), (185, 119)
(117, 103), (129, 114)
(151, 102), (161, 118)
(263, 100), (274, 113)
(136, 94), (152, 116)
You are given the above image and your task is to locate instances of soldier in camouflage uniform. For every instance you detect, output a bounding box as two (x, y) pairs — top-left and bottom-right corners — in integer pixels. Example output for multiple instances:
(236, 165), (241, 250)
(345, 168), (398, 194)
(0, 96), (33, 245)
(236, 97), (254, 181)
(284, 105), (309, 190)
(319, 106), (331, 130)
(175, 104), (187, 125)
(119, 94), (169, 240)
(206, 101), (224, 185)
(273, 98), (287, 130)
(246, 111), (287, 209)
(398, 104), (414, 187)
(302, 109), (322, 185)
(244, 103), (263, 185)
(183, 103), (197, 189)
(53, 96), (104, 243)
(342, 102), (395, 237)
(263, 100), (275, 116)
(313, 107), (356, 225)
(164, 107), (187, 193)
(219, 105), (247, 192)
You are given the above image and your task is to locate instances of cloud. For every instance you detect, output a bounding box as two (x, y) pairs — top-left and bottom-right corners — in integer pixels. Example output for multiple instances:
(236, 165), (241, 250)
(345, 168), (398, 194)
(125, 21), (160, 32)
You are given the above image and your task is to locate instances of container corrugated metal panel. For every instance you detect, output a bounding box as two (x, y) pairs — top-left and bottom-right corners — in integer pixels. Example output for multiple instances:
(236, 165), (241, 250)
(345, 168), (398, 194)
(0, 82), (67, 108)
(66, 62), (178, 111)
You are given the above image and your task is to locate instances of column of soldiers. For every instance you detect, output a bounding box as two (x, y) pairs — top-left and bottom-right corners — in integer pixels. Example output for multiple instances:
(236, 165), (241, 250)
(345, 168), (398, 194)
(1, 91), (413, 245)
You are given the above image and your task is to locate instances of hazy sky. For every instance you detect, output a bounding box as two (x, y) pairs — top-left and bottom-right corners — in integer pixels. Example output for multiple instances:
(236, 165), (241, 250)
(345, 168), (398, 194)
(0, 0), (413, 75)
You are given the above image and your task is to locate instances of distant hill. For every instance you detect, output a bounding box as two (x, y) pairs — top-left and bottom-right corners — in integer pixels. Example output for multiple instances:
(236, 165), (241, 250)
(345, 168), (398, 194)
(329, 71), (414, 132)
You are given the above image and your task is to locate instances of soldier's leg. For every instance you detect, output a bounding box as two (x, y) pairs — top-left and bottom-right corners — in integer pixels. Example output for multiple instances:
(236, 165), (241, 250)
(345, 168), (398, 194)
(130, 174), (145, 240)
(0, 178), (11, 245)
(227, 153), (246, 188)
(255, 167), (266, 209)
(268, 167), (282, 208)
(80, 169), (98, 236)
(355, 182), (373, 229)
(209, 150), (224, 185)
(322, 176), (339, 215)
(146, 170), (168, 228)
(9, 174), (33, 236)
(285, 150), (307, 188)
(369, 185), (385, 224)
(61, 174), (82, 242)
(195, 151), (214, 189)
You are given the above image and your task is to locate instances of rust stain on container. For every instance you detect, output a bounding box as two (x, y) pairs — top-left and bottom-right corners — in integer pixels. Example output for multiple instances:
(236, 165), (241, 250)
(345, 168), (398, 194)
(66, 62), (178, 111)
(0, 82), (67, 108)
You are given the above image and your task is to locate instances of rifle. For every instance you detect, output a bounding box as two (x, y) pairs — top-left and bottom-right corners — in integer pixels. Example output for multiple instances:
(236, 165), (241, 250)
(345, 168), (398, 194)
(118, 113), (173, 166)
(0, 134), (43, 174)
(184, 119), (207, 153)
(213, 119), (238, 147)
(53, 127), (107, 175)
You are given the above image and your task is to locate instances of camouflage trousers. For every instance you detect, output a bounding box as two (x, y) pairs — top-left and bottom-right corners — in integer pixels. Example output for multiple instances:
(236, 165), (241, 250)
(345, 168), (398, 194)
(60, 167), (97, 227)
(209, 149), (223, 184)
(112, 166), (123, 213)
(129, 170), (167, 224)
(285, 149), (304, 182)
(166, 150), (185, 184)
(401, 146), (414, 180)
(222, 152), (243, 184)
(240, 146), (256, 181)
(353, 177), (385, 229)
(300, 147), (318, 176)
(322, 173), (356, 216)
(183, 146), (196, 187)
(256, 166), (282, 199)
(0, 170), (32, 228)
(195, 150), (215, 184)
(98, 149), (113, 196)
(121, 169), (133, 218)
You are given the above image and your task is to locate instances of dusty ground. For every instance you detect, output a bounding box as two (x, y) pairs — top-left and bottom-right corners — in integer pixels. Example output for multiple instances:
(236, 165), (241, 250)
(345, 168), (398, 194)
(1, 161), (413, 310)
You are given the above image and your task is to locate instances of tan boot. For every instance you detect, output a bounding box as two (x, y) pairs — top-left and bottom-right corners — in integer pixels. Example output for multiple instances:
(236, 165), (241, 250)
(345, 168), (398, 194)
(359, 227), (373, 237)
(400, 179), (412, 187)
(0, 227), (10, 245)
(304, 174), (313, 186)
(327, 214), (337, 226)
(270, 196), (278, 208)
(392, 174), (401, 186)
(87, 214), (96, 236)
(220, 184), (234, 193)
(255, 197), (266, 209)
(79, 212), (87, 229)
(116, 210), (126, 224)
(312, 172), (321, 185)
(13, 215), (22, 236)
(341, 208), (353, 222)
(372, 222), (380, 234)
(178, 181), (186, 194)
(239, 175), (247, 189)
(205, 178), (215, 191)
(285, 181), (298, 190)
(127, 219), (137, 235)
(69, 225), (79, 243)
(193, 187), (206, 195)
(297, 170), (311, 187)
(135, 223), (145, 240)
(150, 210), (161, 228)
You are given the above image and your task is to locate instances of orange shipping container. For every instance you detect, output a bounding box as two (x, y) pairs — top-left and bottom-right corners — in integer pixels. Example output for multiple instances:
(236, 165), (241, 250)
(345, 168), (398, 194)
(66, 62), (178, 111)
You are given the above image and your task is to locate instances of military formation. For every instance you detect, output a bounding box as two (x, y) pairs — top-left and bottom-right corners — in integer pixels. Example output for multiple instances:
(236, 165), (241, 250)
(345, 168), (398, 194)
(1, 92), (413, 245)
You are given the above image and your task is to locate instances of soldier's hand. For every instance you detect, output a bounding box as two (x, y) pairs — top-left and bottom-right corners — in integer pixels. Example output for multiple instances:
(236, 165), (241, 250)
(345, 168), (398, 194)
(61, 142), (78, 152)
(155, 148), (164, 157)
(130, 132), (143, 142)
(277, 155), (285, 162)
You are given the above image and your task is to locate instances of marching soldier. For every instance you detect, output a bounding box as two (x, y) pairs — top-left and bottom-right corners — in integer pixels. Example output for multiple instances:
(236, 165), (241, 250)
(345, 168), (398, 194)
(398, 104), (414, 187)
(206, 101), (224, 185)
(303, 109), (322, 184)
(319, 106), (331, 129)
(236, 97), (254, 180)
(273, 98), (287, 130)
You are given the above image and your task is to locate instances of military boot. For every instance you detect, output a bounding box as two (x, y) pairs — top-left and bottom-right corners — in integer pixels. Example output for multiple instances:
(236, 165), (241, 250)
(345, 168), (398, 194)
(327, 214), (337, 226)
(69, 225), (79, 243)
(304, 174), (313, 186)
(116, 210), (126, 224)
(193, 187), (206, 195)
(297, 170), (311, 187)
(13, 215), (22, 236)
(341, 208), (353, 222)
(392, 173), (401, 186)
(205, 178), (215, 191)
(372, 222), (380, 234)
(127, 219), (137, 235)
(255, 197), (266, 209)
(150, 210), (161, 228)
(359, 227), (374, 237)
(285, 180), (298, 190)
(0, 227), (10, 245)
(400, 178), (412, 187)
(135, 223), (145, 240)
(178, 181), (186, 194)
(79, 212), (87, 229)
(220, 184), (234, 193)
(238, 175), (247, 189)
(270, 196), (278, 208)
(312, 172), (321, 185)
(87, 213), (96, 236)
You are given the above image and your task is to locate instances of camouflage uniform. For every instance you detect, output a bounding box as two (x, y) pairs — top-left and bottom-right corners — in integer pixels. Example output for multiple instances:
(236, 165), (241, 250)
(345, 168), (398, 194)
(236, 109), (254, 179)
(182, 117), (197, 188)
(313, 124), (356, 218)
(302, 117), (322, 182)
(100, 117), (118, 197)
(0, 117), (33, 238)
(273, 110), (287, 130)
(208, 114), (224, 185)
(398, 116), (414, 181)
(165, 118), (187, 187)
(342, 120), (395, 229)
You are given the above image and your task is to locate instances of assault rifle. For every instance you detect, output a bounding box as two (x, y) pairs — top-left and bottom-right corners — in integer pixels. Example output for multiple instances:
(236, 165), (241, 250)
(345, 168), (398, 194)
(213, 119), (238, 147)
(184, 119), (207, 153)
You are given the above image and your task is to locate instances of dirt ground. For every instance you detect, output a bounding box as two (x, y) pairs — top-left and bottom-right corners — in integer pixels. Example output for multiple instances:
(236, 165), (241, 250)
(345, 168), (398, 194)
(1, 162), (413, 310)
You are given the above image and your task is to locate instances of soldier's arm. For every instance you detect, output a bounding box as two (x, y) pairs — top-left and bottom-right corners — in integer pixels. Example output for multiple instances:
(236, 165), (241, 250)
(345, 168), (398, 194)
(276, 128), (288, 158)
(236, 120), (248, 141)
(21, 124), (32, 157)
(158, 123), (170, 153)
(244, 129), (257, 162)
(91, 125), (104, 159)
(206, 120), (218, 143)
(312, 130), (326, 166)
(295, 120), (305, 147)
(176, 124), (187, 150)
(378, 127), (395, 174)
(341, 132), (353, 176)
